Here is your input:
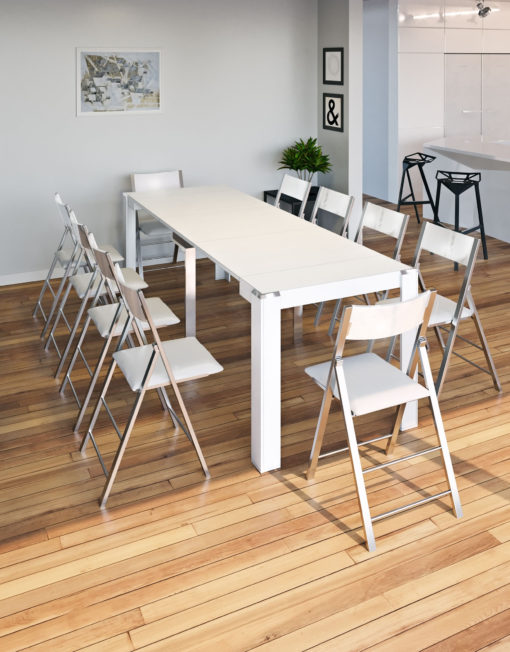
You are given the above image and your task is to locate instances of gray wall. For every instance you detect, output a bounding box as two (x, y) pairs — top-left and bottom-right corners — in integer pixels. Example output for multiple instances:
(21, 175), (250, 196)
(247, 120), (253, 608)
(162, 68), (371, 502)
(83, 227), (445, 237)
(317, 0), (363, 235)
(1, 0), (318, 283)
(317, 0), (350, 193)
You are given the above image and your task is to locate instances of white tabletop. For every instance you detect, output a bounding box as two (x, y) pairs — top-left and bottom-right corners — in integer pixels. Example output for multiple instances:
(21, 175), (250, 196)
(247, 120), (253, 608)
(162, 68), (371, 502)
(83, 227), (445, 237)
(126, 186), (408, 296)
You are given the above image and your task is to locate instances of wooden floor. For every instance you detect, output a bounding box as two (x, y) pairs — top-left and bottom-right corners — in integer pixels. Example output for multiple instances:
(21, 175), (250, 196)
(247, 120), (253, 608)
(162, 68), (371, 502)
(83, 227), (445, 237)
(1, 208), (510, 651)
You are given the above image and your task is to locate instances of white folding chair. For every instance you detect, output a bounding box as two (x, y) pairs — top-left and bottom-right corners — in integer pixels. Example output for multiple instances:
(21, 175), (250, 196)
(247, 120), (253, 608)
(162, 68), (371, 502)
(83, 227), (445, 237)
(326, 202), (410, 336)
(311, 187), (354, 326)
(33, 193), (81, 325)
(305, 291), (462, 552)
(79, 277), (223, 507)
(46, 214), (142, 371)
(60, 236), (180, 434)
(133, 170), (183, 279)
(383, 222), (501, 397)
(273, 173), (312, 219)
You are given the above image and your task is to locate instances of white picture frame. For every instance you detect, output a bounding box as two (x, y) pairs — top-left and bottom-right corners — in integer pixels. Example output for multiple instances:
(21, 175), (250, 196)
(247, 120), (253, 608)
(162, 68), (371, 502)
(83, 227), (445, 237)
(77, 48), (161, 116)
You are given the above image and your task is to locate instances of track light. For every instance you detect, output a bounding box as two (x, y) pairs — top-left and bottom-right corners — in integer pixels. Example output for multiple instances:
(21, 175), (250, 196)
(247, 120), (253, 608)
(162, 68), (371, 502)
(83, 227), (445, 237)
(477, 1), (491, 17)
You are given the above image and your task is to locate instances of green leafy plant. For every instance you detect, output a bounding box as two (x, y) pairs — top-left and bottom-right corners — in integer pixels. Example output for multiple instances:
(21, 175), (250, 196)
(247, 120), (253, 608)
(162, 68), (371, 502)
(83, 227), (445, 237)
(278, 137), (332, 181)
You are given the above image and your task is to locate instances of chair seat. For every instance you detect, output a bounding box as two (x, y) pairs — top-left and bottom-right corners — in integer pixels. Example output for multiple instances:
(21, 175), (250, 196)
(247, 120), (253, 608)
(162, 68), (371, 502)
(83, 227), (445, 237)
(99, 244), (124, 264)
(70, 267), (146, 300)
(56, 247), (75, 266)
(88, 298), (180, 338)
(429, 294), (473, 326)
(113, 337), (223, 391)
(305, 352), (429, 416)
(379, 294), (472, 326)
(70, 273), (107, 299)
(118, 267), (148, 291)
(138, 216), (173, 238)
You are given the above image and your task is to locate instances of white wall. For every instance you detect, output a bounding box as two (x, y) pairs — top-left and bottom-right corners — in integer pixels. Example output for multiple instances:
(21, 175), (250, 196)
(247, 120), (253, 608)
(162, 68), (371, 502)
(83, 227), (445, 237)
(0, 0), (318, 284)
(363, 0), (510, 202)
(396, 0), (510, 201)
(363, 0), (394, 199)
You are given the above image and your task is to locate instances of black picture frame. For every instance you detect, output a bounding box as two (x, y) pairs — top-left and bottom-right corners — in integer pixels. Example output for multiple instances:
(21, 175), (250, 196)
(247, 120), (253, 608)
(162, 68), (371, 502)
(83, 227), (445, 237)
(323, 93), (343, 132)
(323, 47), (343, 85)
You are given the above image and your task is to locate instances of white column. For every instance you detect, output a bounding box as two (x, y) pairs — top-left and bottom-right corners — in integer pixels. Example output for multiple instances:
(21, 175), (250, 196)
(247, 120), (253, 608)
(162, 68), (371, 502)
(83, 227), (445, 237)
(400, 268), (419, 429)
(250, 291), (281, 472)
(124, 194), (136, 269)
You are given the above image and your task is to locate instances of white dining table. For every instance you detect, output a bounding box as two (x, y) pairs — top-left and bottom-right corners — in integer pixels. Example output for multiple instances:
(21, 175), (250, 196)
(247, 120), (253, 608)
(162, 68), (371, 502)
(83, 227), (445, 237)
(124, 186), (418, 473)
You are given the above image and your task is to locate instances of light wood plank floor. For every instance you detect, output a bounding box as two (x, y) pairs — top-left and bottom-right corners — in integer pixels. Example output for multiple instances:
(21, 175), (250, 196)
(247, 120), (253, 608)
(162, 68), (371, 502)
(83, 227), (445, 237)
(1, 206), (509, 651)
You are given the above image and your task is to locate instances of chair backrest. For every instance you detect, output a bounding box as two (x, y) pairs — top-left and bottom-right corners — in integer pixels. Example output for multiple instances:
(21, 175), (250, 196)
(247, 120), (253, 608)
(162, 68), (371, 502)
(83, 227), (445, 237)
(274, 174), (312, 218)
(356, 202), (410, 261)
(414, 221), (478, 268)
(310, 186), (354, 237)
(54, 193), (79, 244)
(92, 243), (117, 285)
(131, 170), (183, 192)
(342, 291), (434, 342)
(54, 193), (69, 226)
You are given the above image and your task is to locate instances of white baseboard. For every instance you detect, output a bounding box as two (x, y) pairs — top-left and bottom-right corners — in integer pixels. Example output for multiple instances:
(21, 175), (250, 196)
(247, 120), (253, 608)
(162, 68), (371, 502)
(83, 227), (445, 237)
(0, 251), (209, 287)
(0, 268), (65, 287)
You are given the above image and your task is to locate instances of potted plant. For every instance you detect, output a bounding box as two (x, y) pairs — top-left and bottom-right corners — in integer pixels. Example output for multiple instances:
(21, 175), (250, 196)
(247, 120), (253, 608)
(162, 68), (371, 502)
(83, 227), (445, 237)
(278, 137), (331, 181)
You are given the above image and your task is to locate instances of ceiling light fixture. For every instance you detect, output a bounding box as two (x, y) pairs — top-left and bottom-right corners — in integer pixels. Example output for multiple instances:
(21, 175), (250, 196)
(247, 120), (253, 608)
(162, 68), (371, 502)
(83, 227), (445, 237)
(477, 1), (491, 17)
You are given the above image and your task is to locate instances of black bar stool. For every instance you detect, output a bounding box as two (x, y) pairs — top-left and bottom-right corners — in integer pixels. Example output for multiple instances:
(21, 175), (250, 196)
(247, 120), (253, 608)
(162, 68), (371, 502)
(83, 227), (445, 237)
(433, 170), (488, 260)
(397, 152), (436, 223)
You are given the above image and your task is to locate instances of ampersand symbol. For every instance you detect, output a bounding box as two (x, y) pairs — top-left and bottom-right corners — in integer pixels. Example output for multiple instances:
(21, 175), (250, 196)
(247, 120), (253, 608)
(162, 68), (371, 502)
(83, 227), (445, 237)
(327, 99), (339, 126)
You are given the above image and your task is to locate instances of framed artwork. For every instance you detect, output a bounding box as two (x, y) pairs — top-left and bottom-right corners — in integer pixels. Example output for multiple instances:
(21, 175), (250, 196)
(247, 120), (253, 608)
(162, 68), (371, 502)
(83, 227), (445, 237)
(323, 47), (343, 85)
(323, 93), (343, 132)
(77, 49), (161, 115)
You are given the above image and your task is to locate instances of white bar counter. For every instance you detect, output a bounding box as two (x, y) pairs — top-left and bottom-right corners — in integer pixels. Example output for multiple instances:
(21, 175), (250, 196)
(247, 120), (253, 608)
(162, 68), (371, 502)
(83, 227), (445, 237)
(424, 136), (510, 244)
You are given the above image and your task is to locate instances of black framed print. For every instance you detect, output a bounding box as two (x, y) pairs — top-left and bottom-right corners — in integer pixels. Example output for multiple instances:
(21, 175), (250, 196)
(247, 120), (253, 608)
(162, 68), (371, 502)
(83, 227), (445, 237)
(323, 93), (343, 132)
(323, 47), (343, 85)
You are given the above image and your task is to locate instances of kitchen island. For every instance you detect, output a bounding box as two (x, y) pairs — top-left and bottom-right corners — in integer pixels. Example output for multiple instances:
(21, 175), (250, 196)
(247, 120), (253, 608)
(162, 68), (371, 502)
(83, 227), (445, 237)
(424, 137), (510, 244)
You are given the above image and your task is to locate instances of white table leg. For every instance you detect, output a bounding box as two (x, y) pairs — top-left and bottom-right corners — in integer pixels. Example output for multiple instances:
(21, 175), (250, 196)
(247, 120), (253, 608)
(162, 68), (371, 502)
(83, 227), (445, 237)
(172, 234), (196, 337)
(251, 292), (281, 472)
(215, 264), (228, 280)
(124, 195), (136, 269)
(184, 246), (196, 337)
(400, 268), (419, 430)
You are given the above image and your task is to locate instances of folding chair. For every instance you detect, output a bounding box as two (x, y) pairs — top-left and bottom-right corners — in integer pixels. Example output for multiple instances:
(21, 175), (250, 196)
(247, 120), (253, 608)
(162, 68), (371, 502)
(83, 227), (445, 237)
(326, 202), (410, 336)
(62, 240), (180, 435)
(311, 187), (354, 326)
(305, 291), (462, 552)
(33, 193), (80, 324)
(133, 170), (183, 279)
(273, 174), (312, 219)
(384, 222), (500, 396)
(41, 209), (124, 345)
(80, 278), (223, 507)
(47, 215), (143, 373)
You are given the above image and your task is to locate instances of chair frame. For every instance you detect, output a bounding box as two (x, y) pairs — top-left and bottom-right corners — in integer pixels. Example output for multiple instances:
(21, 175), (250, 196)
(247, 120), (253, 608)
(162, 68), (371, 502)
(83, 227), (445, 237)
(412, 222), (500, 396)
(63, 241), (178, 435)
(40, 210), (97, 352)
(33, 193), (79, 325)
(80, 279), (214, 507)
(306, 292), (462, 552)
(326, 202), (410, 336)
(59, 234), (130, 424)
(50, 220), (112, 377)
(274, 174), (312, 219)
